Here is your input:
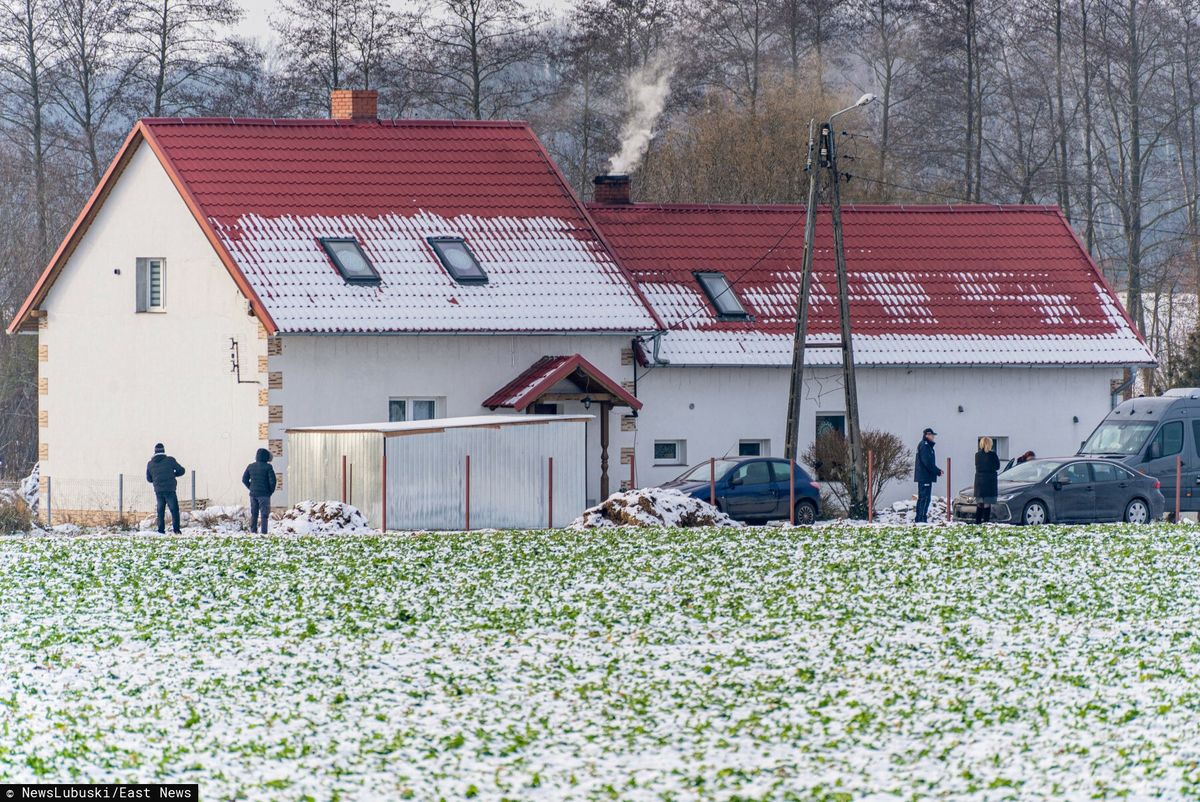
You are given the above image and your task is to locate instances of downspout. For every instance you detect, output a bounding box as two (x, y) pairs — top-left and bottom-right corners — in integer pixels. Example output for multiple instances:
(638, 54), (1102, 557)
(1111, 368), (1137, 409)
(650, 331), (670, 365)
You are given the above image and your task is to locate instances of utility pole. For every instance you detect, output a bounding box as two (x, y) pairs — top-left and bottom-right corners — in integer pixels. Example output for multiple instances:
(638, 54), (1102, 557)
(784, 120), (819, 462)
(784, 94), (874, 518)
(825, 119), (868, 519)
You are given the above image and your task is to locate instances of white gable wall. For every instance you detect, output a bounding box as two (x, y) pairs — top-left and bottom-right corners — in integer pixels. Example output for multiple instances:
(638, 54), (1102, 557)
(39, 142), (265, 518)
(633, 364), (1124, 509)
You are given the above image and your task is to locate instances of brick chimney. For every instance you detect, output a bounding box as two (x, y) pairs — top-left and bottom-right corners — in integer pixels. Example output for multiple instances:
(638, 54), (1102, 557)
(593, 174), (631, 205)
(331, 89), (378, 121)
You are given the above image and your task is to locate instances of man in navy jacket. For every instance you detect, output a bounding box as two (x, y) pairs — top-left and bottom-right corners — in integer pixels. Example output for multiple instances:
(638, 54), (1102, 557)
(914, 428), (943, 523)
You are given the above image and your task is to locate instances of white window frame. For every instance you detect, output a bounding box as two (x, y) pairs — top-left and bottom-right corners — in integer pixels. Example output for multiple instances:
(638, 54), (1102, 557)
(654, 439), (686, 466)
(136, 257), (166, 313)
(388, 397), (440, 423)
(738, 439), (770, 457)
(981, 435), (1010, 460)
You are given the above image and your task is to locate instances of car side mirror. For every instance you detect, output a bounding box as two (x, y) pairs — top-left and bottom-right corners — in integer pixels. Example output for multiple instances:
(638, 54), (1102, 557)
(729, 476), (742, 487)
(1144, 450), (1156, 463)
(1052, 479), (1065, 490)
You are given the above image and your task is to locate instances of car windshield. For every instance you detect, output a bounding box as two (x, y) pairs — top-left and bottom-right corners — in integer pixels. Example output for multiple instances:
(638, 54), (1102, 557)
(673, 459), (741, 482)
(1000, 460), (1066, 483)
(1080, 421), (1156, 455)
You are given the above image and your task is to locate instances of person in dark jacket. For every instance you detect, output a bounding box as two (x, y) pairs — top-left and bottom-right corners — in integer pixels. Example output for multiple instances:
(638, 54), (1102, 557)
(146, 443), (185, 534)
(914, 428), (943, 523)
(241, 448), (277, 534)
(974, 436), (1002, 524)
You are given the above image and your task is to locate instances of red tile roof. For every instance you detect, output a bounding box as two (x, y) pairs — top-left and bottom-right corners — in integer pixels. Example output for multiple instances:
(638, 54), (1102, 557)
(588, 203), (1154, 366)
(484, 354), (643, 410)
(8, 118), (662, 335)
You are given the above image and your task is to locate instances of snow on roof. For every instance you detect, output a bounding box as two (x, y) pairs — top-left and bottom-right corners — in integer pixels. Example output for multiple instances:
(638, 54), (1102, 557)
(589, 203), (1156, 367)
(142, 119), (660, 334)
(287, 414), (592, 435)
(483, 354), (643, 410)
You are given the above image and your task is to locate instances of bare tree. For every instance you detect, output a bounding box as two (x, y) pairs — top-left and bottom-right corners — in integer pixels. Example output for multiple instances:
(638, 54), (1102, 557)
(130, 0), (242, 116)
(0, 0), (60, 254)
(51, 0), (140, 182)
(410, 0), (550, 120)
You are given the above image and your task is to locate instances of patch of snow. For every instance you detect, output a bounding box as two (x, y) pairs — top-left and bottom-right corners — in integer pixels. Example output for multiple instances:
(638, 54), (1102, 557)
(19, 462), (38, 514)
(873, 494), (950, 525)
(570, 488), (741, 529)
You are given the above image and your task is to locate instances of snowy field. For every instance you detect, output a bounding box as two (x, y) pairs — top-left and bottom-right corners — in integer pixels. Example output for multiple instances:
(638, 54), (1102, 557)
(3, 524), (1200, 800)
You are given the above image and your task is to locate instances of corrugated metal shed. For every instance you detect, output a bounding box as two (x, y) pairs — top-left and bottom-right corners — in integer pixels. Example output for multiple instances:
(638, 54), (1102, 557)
(286, 415), (590, 530)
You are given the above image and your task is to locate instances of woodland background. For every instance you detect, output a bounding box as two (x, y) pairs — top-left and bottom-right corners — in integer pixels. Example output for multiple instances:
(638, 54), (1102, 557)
(1, 0), (1198, 476)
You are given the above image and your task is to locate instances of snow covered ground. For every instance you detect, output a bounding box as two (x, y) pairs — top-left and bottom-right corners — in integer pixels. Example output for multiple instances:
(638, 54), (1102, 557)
(2, 524), (1200, 799)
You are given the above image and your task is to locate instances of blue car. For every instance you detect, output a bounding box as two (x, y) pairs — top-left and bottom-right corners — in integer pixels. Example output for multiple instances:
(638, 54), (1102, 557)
(660, 457), (821, 524)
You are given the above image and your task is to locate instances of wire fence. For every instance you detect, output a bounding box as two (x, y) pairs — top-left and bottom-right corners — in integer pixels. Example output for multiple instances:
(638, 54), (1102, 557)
(37, 471), (218, 527)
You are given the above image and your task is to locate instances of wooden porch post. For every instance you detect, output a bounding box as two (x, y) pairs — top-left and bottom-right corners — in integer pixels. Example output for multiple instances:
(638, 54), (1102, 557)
(599, 401), (611, 499)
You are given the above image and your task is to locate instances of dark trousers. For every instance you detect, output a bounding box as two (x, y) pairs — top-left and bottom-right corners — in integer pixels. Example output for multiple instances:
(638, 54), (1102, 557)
(915, 483), (933, 523)
(156, 491), (181, 533)
(250, 495), (271, 533)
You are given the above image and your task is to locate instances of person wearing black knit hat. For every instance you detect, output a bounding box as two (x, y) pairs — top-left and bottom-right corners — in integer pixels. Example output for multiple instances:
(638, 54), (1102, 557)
(146, 443), (185, 534)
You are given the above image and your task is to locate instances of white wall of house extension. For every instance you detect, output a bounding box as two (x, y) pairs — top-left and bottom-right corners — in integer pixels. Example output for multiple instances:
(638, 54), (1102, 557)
(270, 334), (638, 507)
(37, 142), (265, 516)
(631, 364), (1124, 508)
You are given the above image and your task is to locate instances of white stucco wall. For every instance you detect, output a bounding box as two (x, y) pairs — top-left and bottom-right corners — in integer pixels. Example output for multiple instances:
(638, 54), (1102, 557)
(633, 364), (1123, 506)
(39, 141), (265, 515)
(271, 335), (638, 508)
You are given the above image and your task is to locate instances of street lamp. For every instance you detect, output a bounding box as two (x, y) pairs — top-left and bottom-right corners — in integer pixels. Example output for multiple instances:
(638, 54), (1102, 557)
(825, 92), (874, 519)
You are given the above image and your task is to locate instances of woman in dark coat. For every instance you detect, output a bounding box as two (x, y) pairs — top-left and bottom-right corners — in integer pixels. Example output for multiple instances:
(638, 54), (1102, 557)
(974, 436), (1002, 524)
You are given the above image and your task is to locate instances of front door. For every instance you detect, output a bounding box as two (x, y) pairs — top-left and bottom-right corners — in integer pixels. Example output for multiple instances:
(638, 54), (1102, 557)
(1089, 461), (1128, 521)
(769, 460), (795, 518)
(725, 461), (778, 518)
(1141, 420), (1185, 506)
(1053, 462), (1095, 522)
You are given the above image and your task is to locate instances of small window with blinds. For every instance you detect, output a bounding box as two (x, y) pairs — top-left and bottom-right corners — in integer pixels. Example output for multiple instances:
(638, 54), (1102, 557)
(135, 258), (165, 312)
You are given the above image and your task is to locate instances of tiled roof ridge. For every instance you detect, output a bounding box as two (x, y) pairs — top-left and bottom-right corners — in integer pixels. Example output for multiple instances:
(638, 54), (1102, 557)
(140, 117), (531, 129)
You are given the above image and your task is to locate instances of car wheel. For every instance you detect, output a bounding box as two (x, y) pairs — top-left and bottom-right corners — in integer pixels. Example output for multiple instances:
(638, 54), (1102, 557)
(794, 500), (816, 526)
(1023, 500), (1048, 526)
(1124, 498), (1150, 524)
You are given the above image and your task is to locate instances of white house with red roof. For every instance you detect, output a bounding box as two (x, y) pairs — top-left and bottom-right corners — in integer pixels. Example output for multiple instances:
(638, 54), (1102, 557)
(9, 90), (1154, 522)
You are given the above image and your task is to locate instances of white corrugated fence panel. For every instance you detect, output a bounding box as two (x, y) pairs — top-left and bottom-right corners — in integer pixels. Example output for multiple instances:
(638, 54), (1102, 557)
(386, 418), (587, 530)
(287, 431), (384, 527)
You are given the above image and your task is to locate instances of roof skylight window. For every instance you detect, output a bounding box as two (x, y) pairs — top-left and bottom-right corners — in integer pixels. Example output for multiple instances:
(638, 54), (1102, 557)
(428, 236), (487, 284)
(696, 272), (748, 318)
(320, 237), (379, 284)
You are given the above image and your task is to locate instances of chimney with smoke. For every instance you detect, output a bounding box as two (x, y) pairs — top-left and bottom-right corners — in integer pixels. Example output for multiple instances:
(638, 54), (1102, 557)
(593, 174), (631, 205)
(331, 89), (378, 120)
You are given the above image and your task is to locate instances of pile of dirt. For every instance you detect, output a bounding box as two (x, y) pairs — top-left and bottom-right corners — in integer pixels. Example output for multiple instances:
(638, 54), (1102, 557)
(873, 495), (950, 525)
(571, 488), (741, 529)
(274, 501), (372, 535)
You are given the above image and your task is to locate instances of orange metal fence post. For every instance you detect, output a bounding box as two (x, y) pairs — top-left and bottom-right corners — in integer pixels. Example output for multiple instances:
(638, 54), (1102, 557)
(341, 455), (347, 503)
(465, 454), (471, 531)
(630, 453), (636, 491)
(945, 457), (952, 523)
(348, 463), (353, 506)
(548, 456), (554, 529)
(381, 449), (387, 533)
(709, 457), (716, 506)
(1176, 455), (1182, 521)
(867, 450), (874, 523)
(789, 459), (796, 525)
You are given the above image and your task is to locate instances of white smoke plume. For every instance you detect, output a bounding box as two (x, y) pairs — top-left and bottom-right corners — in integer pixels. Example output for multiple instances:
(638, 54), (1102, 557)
(608, 53), (676, 175)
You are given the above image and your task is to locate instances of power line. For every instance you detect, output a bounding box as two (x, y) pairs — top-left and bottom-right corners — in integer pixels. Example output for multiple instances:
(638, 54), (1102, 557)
(847, 173), (1198, 241)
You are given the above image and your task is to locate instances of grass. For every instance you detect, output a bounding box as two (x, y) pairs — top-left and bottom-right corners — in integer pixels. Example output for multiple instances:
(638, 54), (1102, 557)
(2, 524), (1200, 800)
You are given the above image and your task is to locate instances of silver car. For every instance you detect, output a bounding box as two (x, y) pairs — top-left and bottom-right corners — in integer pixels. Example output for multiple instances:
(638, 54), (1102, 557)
(952, 457), (1165, 525)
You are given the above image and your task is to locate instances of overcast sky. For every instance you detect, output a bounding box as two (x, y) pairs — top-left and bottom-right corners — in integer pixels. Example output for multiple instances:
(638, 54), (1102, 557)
(236, 0), (574, 42)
